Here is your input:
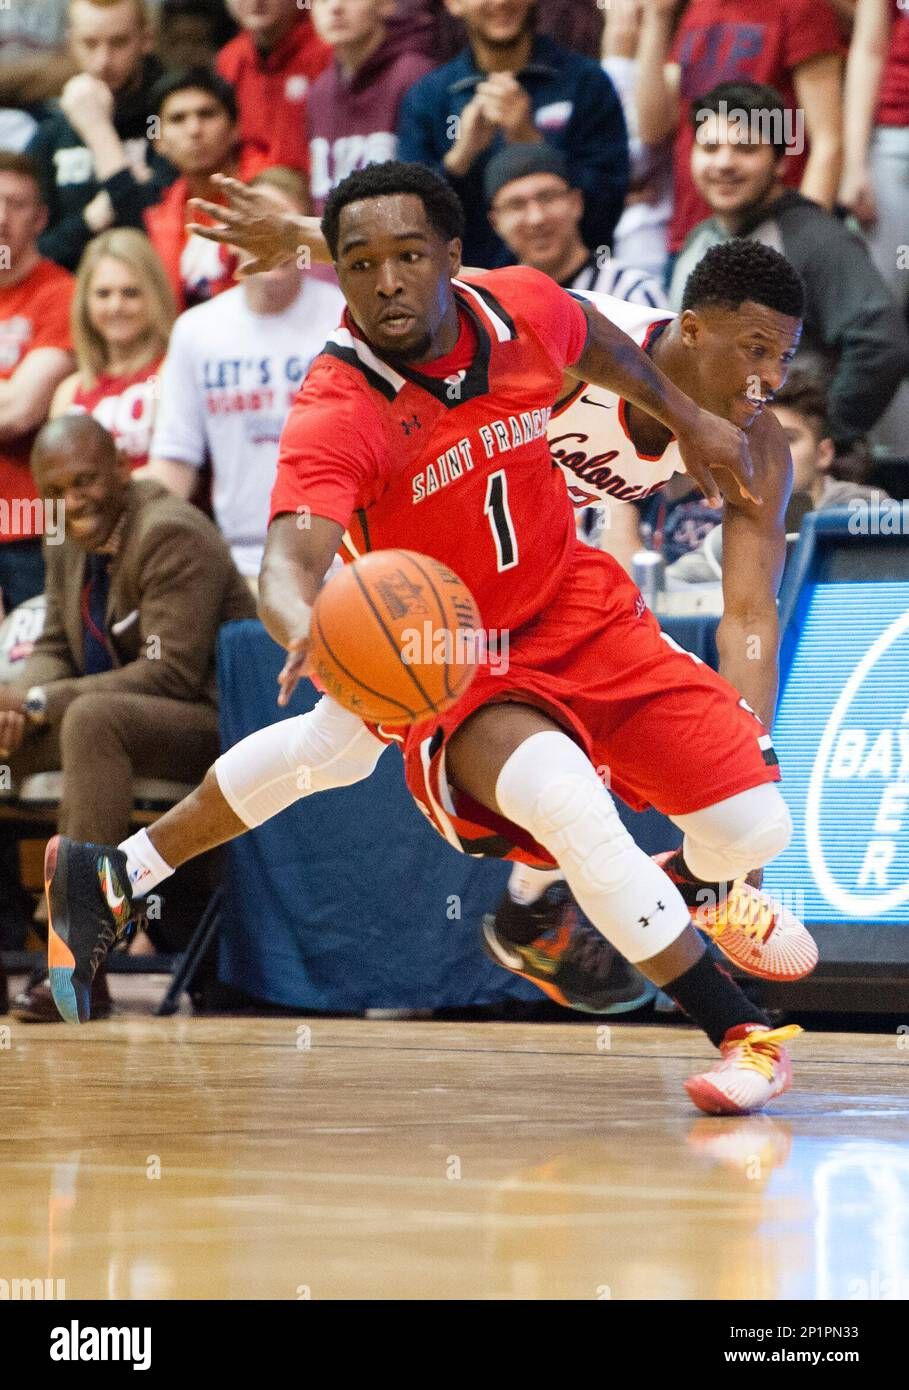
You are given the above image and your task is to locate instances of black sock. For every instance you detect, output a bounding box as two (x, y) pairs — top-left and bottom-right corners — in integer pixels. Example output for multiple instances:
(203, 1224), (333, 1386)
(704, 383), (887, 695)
(662, 848), (731, 910)
(666, 950), (770, 1047)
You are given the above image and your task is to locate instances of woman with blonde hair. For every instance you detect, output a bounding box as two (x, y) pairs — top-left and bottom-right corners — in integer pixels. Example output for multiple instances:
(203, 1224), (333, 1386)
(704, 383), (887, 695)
(50, 227), (176, 468)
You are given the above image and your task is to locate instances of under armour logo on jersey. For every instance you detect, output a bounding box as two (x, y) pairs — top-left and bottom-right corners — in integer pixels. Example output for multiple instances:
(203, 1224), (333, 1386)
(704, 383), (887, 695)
(401, 414), (422, 435)
(638, 901), (666, 928)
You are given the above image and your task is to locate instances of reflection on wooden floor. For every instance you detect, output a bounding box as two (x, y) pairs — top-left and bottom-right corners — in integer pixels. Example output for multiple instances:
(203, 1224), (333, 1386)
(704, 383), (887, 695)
(2, 1015), (908, 1300)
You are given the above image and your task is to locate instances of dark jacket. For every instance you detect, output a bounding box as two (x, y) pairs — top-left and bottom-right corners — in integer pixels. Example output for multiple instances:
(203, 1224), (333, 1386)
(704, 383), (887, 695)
(388, 2), (605, 63)
(397, 33), (628, 268)
(669, 191), (909, 450)
(16, 479), (255, 722)
(25, 56), (176, 272)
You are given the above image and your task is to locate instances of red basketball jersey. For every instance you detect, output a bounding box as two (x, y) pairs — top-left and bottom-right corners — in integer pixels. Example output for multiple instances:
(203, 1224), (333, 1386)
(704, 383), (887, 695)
(71, 358), (162, 470)
(271, 267), (590, 632)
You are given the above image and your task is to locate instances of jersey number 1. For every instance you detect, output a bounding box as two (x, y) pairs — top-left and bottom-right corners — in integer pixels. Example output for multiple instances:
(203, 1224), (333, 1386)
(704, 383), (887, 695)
(484, 470), (518, 572)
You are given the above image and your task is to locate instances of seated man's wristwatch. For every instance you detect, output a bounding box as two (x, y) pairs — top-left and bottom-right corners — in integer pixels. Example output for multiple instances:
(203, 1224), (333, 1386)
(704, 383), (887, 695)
(23, 686), (48, 725)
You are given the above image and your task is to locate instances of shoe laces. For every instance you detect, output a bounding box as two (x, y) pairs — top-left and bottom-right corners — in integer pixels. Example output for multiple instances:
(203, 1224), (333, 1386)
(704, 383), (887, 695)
(88, 908), (145, 975)
(701, 883), (777, 943)
(723, 1024), (803, 1079)
(89, 916), (119, 975)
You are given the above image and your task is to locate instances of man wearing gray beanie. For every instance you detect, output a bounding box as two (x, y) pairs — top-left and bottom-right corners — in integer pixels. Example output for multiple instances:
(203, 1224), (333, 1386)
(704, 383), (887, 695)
(484, 143), (666, 306)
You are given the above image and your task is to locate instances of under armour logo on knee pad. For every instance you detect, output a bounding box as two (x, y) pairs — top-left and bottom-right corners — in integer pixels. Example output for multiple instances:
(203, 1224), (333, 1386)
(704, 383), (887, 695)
(638, 899), (666, 928)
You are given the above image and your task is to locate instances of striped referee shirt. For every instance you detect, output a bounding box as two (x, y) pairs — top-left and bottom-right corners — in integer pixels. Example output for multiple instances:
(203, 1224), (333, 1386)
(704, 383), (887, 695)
(563, 252), (668, 309)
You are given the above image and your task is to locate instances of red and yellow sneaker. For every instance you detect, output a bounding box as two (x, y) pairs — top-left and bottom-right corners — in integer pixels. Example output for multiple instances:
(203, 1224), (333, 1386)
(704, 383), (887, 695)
(653, 853), (818, 981)
(684, 1023), (802, 1115)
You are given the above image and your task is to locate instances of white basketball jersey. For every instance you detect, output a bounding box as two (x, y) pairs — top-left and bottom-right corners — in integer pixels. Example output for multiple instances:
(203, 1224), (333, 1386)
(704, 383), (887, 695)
(549, 289), (686, 509)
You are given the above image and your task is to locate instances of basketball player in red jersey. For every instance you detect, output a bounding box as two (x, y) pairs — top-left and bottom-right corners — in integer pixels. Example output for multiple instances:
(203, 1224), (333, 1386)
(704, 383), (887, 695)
(182, 177), (817, 1010)
(43, 163), (804, 1114)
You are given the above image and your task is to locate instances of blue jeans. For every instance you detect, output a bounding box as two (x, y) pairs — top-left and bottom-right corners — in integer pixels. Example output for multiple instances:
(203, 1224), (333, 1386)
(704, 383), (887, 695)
(0, 538), (44, 613)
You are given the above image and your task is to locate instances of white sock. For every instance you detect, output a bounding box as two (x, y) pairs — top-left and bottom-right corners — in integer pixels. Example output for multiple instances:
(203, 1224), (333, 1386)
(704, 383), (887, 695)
(119, 828), (174, 896)
(507, 863), (564, 905)
(495, 731), (690, 963)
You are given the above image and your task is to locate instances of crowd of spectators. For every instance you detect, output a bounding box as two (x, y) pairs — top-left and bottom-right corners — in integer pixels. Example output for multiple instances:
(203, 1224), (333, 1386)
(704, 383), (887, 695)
(0, 0), (906, 1015)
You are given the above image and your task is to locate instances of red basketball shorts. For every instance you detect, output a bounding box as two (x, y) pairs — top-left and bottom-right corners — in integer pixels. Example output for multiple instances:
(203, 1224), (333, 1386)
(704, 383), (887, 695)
(377, 543), (781, 868)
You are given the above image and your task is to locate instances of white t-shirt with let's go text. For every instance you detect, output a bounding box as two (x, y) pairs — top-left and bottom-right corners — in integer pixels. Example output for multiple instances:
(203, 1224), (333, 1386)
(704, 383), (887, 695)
(151, 275), (345, 575)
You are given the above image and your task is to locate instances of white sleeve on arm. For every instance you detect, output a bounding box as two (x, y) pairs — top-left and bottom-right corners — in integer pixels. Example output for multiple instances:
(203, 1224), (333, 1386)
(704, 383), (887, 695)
(148, 318), (207, 468)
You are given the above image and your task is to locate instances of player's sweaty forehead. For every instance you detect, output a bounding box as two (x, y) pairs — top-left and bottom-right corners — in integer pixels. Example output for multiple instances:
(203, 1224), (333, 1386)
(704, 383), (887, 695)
(701, 300), (802, 353)
(336, 194), (443, 258)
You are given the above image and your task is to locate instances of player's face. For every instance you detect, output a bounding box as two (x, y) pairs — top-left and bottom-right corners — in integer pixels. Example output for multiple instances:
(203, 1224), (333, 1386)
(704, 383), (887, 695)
(69, 0), (151, 93)
(158, 90), (237, 176)
(35, 441), (132, 551)
(0, 173), (46, 265)
(680, 301), (802, 431)
(690, 114), (785, 218)
(489, 173), (582, 273)
(87, 256), (152, 354)
(771, 404), (832, 497)
(335, 194), (461, 363)
(445, 0), (536, 48)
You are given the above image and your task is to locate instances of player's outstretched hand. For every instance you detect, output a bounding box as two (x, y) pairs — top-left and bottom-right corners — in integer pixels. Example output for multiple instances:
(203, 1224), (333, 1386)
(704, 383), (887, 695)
(186, 174), (326, 275)
(675, 409), (762, 508)
(277, 635), (313, 708)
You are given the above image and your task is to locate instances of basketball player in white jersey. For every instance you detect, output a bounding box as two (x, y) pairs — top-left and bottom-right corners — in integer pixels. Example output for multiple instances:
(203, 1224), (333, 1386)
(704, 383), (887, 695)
(484, 249), (809, 1011)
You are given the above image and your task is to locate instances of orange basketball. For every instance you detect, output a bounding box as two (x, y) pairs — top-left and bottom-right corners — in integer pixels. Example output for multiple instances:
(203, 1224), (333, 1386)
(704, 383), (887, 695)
(309, 550), (483, 725)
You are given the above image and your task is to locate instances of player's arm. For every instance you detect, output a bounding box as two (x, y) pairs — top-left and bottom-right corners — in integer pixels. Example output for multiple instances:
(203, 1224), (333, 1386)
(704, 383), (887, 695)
(567, 300), (759, 507)
(258, 512), (345, 706)
(186, 175), (333, 275)
(715, 412), (792, 731)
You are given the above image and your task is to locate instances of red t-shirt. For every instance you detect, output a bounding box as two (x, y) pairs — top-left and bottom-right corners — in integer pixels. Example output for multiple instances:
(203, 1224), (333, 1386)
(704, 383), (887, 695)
(670, 0), (843, 250)
(144, 145), (271, 312)
(71, 358), (163, 470)
(271, 268), (590, 634)
(216, 18), (332, 174)
(0, 257), (73, 541)
(878, 0), (909, 126)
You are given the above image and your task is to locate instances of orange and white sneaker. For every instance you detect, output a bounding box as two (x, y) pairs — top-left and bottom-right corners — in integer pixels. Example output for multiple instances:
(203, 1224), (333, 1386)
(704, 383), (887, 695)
(653, 852), (818, 981)
(684, 1023), (802, 1116)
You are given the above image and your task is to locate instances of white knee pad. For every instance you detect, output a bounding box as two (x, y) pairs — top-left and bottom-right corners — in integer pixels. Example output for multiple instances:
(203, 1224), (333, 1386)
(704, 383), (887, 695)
(496, 731), (691, 961)
(672, 784), (793, 883)
(215, 696), (385, 828)
(497, 733), (634, 895)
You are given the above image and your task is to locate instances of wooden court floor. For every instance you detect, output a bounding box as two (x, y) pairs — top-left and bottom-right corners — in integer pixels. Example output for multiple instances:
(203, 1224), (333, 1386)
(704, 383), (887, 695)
(2, 1004), (909, 1300)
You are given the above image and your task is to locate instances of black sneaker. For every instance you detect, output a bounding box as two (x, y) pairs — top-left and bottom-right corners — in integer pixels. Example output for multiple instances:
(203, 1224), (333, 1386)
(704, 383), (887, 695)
(482, 883), (656, 1014)
(45, 835), (139, 1023)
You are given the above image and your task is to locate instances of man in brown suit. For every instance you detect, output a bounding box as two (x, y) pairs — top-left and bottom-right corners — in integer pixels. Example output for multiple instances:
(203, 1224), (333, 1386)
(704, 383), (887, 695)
(0, 413), (255, 1018)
